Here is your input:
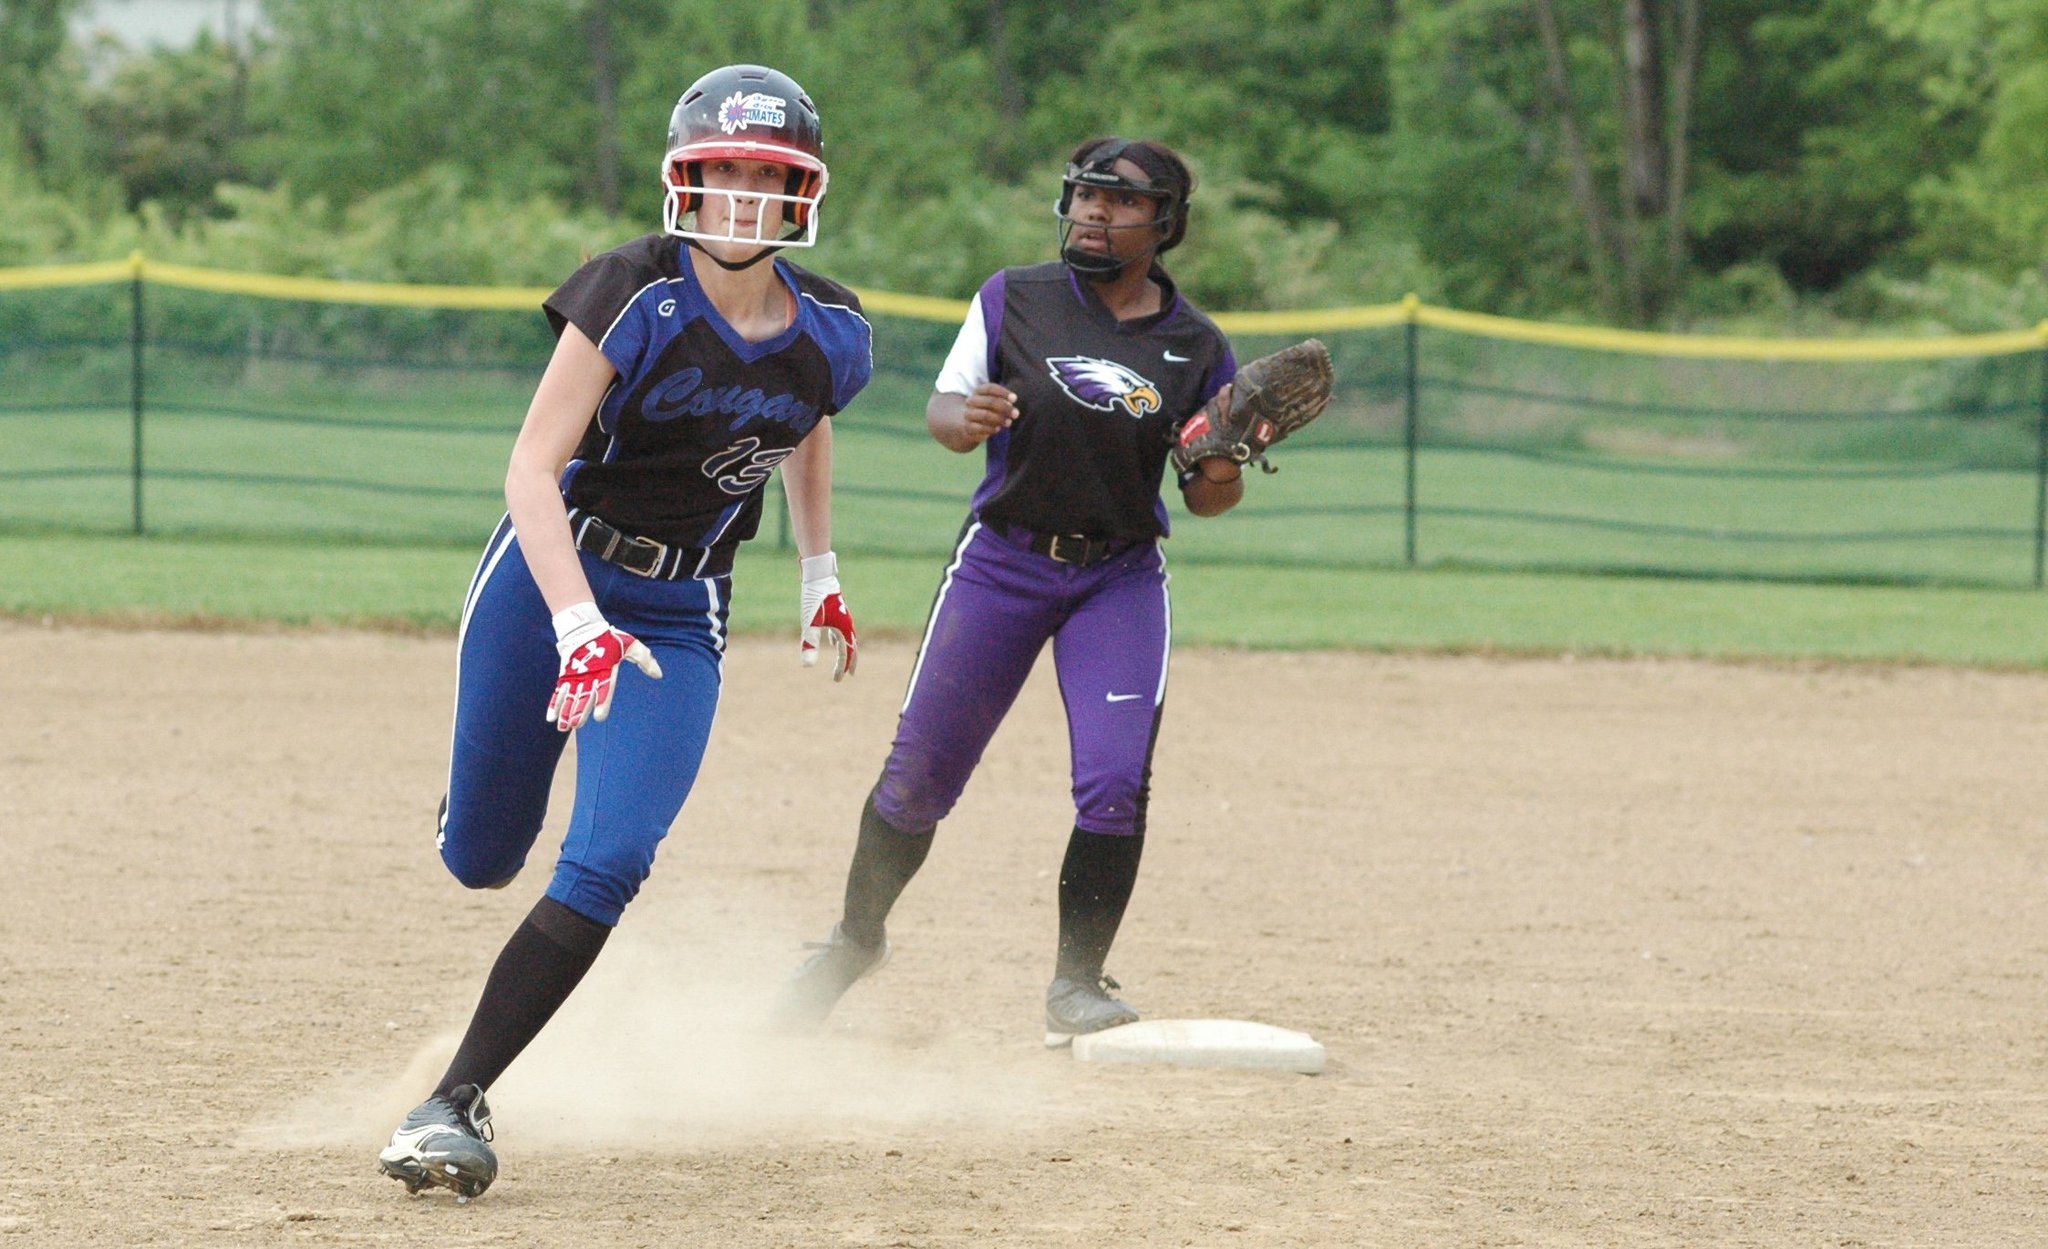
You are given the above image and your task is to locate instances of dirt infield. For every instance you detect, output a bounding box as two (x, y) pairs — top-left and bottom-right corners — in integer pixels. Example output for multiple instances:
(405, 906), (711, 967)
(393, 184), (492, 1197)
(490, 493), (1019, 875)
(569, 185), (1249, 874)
(4, 621), (2046, 1247)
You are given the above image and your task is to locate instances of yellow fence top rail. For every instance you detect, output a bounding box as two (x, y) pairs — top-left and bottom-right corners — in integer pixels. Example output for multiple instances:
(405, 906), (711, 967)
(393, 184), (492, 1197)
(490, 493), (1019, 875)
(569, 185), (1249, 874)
(0, 259), (135, 291)
(1413, 302), (2048, 362)
(847, 286), (970, 321)
(1214, 303), (1411, 334)
(145, 260), (553, 310)
(1, 258), (2044, 359)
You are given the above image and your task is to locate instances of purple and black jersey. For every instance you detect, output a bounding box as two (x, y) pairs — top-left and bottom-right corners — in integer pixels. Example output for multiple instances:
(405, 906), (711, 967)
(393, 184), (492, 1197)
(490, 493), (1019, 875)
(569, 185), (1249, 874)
(543, 233), (873, 549)
(948, 261), (1234, 542)
(872, 259), (1237, 841)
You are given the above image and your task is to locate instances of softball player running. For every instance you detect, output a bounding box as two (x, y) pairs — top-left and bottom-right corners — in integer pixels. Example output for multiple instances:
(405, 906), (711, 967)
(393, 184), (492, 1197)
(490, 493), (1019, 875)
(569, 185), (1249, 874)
(377, 63), (870, 1201)
(776, 137), (1243, 1046)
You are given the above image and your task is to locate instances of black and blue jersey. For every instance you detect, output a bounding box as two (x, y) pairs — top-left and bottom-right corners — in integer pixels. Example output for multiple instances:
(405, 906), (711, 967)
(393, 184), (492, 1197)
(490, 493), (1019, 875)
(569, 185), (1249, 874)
(543, 233), (872, 549)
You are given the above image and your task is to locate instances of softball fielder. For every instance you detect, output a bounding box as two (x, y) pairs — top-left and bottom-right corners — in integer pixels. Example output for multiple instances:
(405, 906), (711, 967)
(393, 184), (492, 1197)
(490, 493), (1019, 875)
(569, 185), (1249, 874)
(776, 137), (1244, 1046)
(377, 64), (870, 1201)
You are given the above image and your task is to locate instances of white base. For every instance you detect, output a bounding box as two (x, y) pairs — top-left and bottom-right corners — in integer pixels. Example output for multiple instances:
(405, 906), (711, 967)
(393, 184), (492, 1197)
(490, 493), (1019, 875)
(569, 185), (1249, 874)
(1069, 1018), (1325, 1075)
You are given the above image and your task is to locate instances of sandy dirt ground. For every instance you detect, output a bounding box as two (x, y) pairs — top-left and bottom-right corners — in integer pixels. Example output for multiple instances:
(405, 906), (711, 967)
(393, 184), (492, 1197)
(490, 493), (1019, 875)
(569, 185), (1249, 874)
(3, 621), (2047, 1247)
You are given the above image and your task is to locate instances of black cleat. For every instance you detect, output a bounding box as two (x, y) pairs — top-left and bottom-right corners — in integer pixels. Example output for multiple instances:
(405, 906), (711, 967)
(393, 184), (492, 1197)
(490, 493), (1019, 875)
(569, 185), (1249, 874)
(377, 1084), (498, 1201)
(770, 922), (891, 1033)
(1044, 974), (1139, 1048)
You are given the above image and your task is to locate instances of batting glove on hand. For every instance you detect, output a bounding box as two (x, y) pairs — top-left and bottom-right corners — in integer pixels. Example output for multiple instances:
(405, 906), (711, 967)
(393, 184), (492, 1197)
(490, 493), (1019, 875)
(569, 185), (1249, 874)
(799, 551), (857, 681)
(547, 601), (662, 732)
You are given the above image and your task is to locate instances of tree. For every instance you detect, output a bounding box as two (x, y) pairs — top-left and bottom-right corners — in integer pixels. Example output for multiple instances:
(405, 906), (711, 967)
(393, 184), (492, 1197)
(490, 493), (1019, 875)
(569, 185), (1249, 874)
(1384, 0), (1587, 316)
(1871, 0), (2048, 272)
(246, 0), (598, 201)
(84, 33), (252, 218)
(12, 0), (2033, 320)
(585, 0), (621, 216)
(1078, 0), (1393, 226)
(1531, 0), (1701, 323)
(1680, 0), (1968, 298)
(0, 0), (89, 183)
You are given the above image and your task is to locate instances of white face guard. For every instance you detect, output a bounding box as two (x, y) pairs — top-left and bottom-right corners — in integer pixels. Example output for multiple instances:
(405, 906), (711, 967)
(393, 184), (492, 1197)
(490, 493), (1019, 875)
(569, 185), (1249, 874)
(660, 145), (828, 250)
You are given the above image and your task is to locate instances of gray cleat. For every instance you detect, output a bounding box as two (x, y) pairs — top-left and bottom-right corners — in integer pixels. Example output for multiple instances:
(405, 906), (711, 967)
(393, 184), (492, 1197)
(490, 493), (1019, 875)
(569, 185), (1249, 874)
(771, 922), (891, 1033)
(377, 1084), (498, 1201)
(1044, 974), (1139, 1048)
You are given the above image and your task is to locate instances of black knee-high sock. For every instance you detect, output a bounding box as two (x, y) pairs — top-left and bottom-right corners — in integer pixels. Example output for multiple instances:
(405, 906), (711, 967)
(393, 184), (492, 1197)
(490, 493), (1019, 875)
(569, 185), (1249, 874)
(436, 897), (611, 1096)
(1056, 828), (1145, 983)
(840, 787), (934, 948)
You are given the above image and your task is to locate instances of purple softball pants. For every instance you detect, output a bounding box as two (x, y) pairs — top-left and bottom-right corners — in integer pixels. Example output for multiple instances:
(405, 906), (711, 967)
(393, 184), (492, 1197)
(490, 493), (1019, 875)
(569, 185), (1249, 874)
(874, 520), (1171, 837)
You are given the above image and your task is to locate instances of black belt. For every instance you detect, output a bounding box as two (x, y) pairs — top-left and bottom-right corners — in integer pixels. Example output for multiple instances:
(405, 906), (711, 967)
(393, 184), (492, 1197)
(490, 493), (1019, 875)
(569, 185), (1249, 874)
(1006, 525), (1130, 568)
(568, 509), (732, 580)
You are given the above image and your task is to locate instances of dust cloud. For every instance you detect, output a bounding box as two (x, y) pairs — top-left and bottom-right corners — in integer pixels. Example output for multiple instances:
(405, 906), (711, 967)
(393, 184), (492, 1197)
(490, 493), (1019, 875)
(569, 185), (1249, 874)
(247, 915), (1063, 1154)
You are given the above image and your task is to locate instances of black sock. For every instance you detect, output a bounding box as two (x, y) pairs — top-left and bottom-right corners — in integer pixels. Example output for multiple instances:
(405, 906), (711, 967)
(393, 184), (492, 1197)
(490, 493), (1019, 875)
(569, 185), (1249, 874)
(435, 896), (611, 1097)
(1056, 827), (1145, 983)
(840, 787), (934, 948)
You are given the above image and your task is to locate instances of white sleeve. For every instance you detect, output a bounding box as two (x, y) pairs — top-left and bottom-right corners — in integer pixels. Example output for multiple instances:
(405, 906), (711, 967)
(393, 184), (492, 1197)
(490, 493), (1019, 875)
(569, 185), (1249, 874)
(932, 292), (991, 396)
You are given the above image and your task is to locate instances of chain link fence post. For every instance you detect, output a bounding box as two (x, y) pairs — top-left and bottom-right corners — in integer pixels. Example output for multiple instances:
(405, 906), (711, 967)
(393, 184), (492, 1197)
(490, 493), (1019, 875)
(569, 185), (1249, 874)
(1402, 293), (1421, 567)
(129, 251), (146, 536)
(2035, 322), (2047, 589)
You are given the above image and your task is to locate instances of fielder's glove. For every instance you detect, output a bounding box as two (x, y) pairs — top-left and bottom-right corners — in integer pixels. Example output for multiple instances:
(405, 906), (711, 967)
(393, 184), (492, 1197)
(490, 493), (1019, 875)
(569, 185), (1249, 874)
(799, 551), (858, 681)
(1171, 338), (1334, 476)
(547, 601), (662, 732)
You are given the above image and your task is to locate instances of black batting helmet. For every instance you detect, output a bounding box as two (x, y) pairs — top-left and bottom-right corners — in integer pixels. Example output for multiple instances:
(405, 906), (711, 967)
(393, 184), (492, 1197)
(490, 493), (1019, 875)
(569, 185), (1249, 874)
(661, 64), (828, 247)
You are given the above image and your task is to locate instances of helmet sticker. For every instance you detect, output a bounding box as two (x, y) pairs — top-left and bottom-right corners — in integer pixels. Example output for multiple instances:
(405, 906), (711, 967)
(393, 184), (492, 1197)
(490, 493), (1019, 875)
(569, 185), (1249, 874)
(1047, 356), (1163, 419)
(718, 91), (788, 134)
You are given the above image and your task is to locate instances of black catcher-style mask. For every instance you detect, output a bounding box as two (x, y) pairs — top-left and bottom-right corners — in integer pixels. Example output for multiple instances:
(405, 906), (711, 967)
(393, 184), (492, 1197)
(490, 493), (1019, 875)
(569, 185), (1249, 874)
(1055, 137), (1192, 279)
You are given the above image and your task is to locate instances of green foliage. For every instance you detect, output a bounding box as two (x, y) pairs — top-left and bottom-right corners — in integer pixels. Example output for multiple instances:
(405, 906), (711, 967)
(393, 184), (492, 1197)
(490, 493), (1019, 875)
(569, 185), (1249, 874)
(249, 0), (596, 202)
(83, 32), (252, 220)
(1385, 0), (1584, 316)
(1689, 0), (1967, 292)
(1077, 0), (1393, 225)
(5, 0), (2048, 325)
(0, 149), (116, 266)
(1, 0), (95, 191)
(1870, 264), (2048, 335)
(137, 172), (621, 287)
(1906, 66), (2048, 268)
(1870, 0), (2048, 270)
(1168, 170), (1438, 312)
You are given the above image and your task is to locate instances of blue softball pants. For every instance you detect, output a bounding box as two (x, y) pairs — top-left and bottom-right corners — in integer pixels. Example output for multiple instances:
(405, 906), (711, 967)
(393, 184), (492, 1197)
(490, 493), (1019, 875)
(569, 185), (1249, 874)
(436, 517), (729, 926)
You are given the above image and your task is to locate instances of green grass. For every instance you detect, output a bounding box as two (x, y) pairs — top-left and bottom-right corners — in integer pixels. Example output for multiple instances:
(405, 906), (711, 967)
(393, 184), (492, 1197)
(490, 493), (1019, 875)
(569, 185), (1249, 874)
(4, 531), (2046, 668)
(7, 329), (2048, 663)
(10, 409), (2044, 585)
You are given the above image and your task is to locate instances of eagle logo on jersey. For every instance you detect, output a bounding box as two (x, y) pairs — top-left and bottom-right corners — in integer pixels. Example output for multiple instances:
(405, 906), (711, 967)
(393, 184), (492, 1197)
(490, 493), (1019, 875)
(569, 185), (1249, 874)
(718, 91), (788, 135)
(1046, 356), (1163, 419)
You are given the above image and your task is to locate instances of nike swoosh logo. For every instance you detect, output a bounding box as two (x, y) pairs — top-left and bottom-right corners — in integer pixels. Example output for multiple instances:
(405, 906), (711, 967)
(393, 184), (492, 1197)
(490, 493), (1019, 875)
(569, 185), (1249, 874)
(1105, 692), (1145, 703)
(1163, 351), (1191, 362)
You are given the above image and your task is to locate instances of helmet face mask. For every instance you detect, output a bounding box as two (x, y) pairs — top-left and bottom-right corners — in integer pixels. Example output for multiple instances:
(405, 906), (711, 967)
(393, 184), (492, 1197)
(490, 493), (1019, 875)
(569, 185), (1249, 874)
(1055, 138), (1190, 279)
(662, 65), (827, 252)
(662, 163), (826, 247)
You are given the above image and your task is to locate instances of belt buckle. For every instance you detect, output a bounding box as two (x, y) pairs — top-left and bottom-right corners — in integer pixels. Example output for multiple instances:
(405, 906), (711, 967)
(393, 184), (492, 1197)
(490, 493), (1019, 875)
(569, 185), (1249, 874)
(616, 534), (666, 577)
(1045, 533), (1089, 565)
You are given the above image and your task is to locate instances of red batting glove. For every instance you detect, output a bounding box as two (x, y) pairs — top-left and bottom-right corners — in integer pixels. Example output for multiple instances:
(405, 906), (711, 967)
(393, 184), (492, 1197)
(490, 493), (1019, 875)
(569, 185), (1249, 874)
(547, 602), (663, 732)
(799, 551), (858, 681)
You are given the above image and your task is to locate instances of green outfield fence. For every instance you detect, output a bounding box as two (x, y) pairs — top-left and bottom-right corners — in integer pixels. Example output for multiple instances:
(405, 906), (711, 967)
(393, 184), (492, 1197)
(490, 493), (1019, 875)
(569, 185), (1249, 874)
(4, 254), (2047, 587)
